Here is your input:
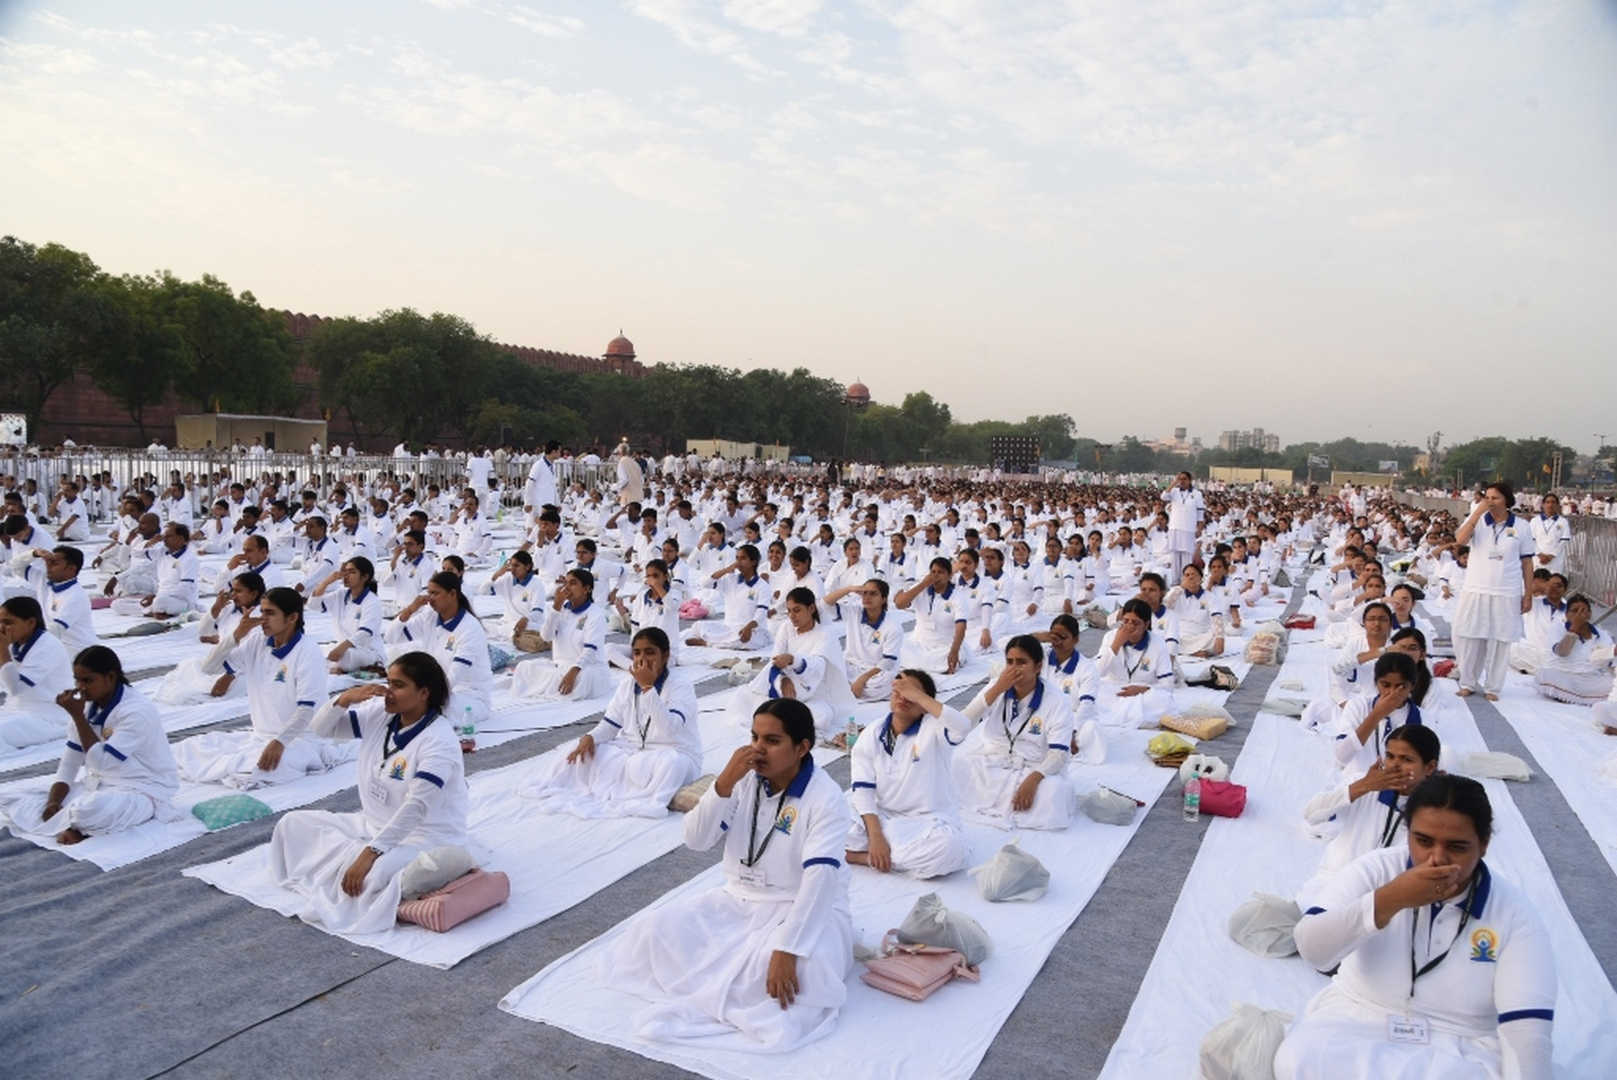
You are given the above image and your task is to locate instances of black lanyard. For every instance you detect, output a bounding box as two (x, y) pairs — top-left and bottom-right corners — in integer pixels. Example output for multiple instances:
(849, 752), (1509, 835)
(1379, 800), (1403, 848)
(744, 776), (790, 868)
(1408, 870), (1478, 997)
(1123, 644), (1147, 680)
(635, 690), (657, 749)
(1001, 691), (1032, 755)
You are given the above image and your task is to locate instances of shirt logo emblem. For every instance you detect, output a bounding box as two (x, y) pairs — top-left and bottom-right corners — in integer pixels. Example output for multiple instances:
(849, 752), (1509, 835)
(274, 665), (288, 683)
(1470, 928), (1498, 962)
(774, 805), (797, 836)
(389, 756), (408, 781)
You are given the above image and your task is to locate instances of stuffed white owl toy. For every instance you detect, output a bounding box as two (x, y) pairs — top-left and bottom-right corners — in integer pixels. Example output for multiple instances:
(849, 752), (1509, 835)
(1178, 753), (1229, 785)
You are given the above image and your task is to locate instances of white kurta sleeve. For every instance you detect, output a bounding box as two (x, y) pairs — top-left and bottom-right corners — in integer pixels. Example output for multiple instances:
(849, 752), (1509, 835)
(1495, 910), (1557, 1080)
(310, 700), (364, 740)
(1292, 865), (1383, 971)
(200, 635), (244, 676)
(279, 647), (326, 744)
(848, 734), (879, 818)
(773, 793), (849, 957)
(1301, 783), (1352, 826)
(588, 682), (632, 744)
(684, 779), (738, 850)
(53, 739), (88, 786)
(384, 607), (430, 648)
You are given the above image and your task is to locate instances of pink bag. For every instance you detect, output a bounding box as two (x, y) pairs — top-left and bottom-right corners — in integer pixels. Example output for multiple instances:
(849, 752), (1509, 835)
(90, 597), (113, 610)
(678, 597), (709, 620)
(1198, 779), (1247, 818)
(861, 930), (980, 1001)
(396, 869), (510, 932)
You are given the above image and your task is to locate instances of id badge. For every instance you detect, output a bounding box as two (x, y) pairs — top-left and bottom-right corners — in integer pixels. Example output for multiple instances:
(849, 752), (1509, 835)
(365, 774), (391, 804)
(1488, 553), (1504, 561)
(1387, 1015), (1430, 1045)
(736, 863), (768, 888)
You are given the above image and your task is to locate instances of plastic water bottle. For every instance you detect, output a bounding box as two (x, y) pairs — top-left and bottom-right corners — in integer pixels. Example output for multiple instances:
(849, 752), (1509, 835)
(844, 717), (860, 749)
(459, 705), (477, 753)
(1182, 776), (1201, 822)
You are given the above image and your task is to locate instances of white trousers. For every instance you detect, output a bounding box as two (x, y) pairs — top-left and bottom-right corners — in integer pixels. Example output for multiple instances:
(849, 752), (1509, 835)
(0, 786), (164, 836)
(1455, 636), (1512, 696)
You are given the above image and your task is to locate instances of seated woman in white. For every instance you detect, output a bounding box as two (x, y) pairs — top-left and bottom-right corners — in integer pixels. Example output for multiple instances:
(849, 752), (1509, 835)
(483, 548), (545, 641)
(953, 634), (1074, 830)
(309, 556), (385, 673)
(608, 557), (680, 670)
(1331, 651), (1427, 778)
(0, 596), (75, 749)
(1035, 613), (1103, 761)
(895, 557), (970, 675)
(1163, 562), (1227, 658)
(1201, 553), (1244, 640)
(1535, 593), (1614, 706)
(602, 697), (853, 1051)
(768, 546), (825, 632)
(839, 578), (905, 701)
(520, 627), (701, 818)
(1387, 583), (1433, 641)
(270, 652), (469, 934)
(684, 543), (771, 651)
(154, 571), (266, 705)
(821, 537), (874, 625)
(0, 645), (181, 844)
(845, 669), (970, 879)
(988, 539), (1048, 636)
(1092, 598), (1177, 729)
(1302, 602), (1393, 733)
(385, 570), (494, 736)
(173, 587), (349, 788)
(726, 587), (853, 734)
(1277, 776), (1555, 1080)
(512, 568), (609, 701)
(1298, 723), (1441, 909)
(1035, 536), (1076, 617)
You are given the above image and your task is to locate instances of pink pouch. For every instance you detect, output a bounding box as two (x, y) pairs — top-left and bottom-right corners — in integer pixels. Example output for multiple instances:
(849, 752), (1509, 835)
(1282, 615), (1315, 630)
(1198, 779), (1248, 817)
(396, 868), (510, 932)
(90, 597), (113, 610)
(678, 598), (709, 620)
(860, 931), (980, 1001)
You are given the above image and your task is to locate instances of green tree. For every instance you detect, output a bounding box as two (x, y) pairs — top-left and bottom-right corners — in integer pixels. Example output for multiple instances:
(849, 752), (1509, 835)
(86, 274), (188, 440)
(0, 236), (104, 433)
(158, 274), (297, 413)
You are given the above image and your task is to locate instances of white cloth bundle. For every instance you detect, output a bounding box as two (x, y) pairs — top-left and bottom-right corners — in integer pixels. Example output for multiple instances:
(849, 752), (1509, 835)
(1460, 751), (1533, 782)
(1198, 1003), (1293, 1080)
(1226, 892), (1302, 958)
(969, 842), (1050, 902)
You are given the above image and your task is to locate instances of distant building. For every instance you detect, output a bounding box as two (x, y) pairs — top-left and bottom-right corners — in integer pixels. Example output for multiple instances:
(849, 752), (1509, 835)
(1218, 428), (1280, 454)
(1146, 427), (1200, 457)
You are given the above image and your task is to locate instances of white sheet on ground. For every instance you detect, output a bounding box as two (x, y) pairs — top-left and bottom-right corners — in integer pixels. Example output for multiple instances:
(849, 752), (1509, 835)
(498, 731), (1175, 1080)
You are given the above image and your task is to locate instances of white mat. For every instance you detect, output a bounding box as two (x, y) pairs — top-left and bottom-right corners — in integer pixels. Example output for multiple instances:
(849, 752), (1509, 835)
(498, 732), (1175, 1080)
(1488, 673), (1617, 879)
(1099, 708), (1617, 1079)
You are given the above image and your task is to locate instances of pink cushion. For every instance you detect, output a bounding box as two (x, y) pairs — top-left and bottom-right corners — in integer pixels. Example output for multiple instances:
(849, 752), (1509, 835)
(396, 868), (509, 932)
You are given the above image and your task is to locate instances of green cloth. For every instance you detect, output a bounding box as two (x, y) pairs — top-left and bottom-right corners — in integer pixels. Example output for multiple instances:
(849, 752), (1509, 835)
(191, 794), (274, 830)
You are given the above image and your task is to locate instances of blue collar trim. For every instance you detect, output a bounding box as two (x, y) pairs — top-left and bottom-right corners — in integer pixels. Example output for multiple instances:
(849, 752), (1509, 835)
(270, 628), (305, 659)
(763, 753), (816, 798)
(439, 608), (466, 632)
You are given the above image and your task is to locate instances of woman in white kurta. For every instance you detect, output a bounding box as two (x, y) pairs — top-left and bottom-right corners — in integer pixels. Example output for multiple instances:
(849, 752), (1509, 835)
(1535, 594), (1614, 705)
(685, 544), (771, 651)
(511, 568), (609, 701)
(845, 669), (971, 879)
(1297, 723), (1441, 911)
(609, 558), (681, 669)
(1092, 598), (1177, 729)
(1331, 652), (1427, 778)
(174, 586), (349, 788)
(953, 634), (1075, 830)
(821, 538), (874, 625)
(0, 646), (181, 843)
(727, 587), (854, 734)
(1277, 776), (1555, 1080)
(1451, 484), (1535, 700)
(1163, 562), (1225, 658)
(385, 571), (494, 736)
(0, 596), (75, 748)
(841, 579), (905, 701)
(310, 556), (385, 673)
(895, 557), (969, 675)
(269, 652), (469, 934)
(601, 697), (853, 1050)
(1037, 614), (1103, 760)
(1161, 472), (1204, 580)
(1301, 602), (1394, 734)
(520, 627), (702, 818)
(484, 549), (545, 639)
(154, 571), (265, 705)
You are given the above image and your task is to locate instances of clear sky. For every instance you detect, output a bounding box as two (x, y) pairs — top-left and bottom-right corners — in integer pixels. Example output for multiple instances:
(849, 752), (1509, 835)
(5, 1), (1615, 453)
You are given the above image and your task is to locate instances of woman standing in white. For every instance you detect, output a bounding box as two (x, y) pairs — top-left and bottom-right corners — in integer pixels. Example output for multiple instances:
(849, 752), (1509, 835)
(309, 556), (385, 673)
(174, 587), (346, 788)
(953, 635), (1074, 830)
(0, 646), (180, 844)
(727, 587), (853, 734)
(601, 697), (853, 1050)
(270, 652), (469, 934)
(520, 627), (701, 818)
(511, 569), (608, 701)
(1452, 483), (1535, 701)
(845, 670), (970, 879)
(386, 571), (493, 736)
(1161, 471), (1204, 580)
(1277, 775), (1555, 1080)
(0, 596), (75, 749)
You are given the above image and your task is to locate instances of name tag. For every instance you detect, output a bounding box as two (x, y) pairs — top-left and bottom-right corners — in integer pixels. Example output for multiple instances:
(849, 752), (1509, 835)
(365, 774), (392, 803)
(1488, 553), (1504, 561)
(736, 863), (768, 888)
(1387, 1015), (1430, 1044)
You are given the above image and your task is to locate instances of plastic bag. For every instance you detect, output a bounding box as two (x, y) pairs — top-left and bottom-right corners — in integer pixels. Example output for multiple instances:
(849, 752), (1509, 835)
(1198, 1002), (1293, 1080)
(399, 845), (477, 900)
(895, 892), (993, 966)
(1462, 751), (1532, 782)
(1081, 787), (1139, 826)
(1243, 622), (1289, 666)
(1147, 731), (1195, 764)
(1178, 753), (1229, 784)
(970, 842), (1050, 902)
(1227, 892), (1302, 958)
(1161, 704), (1233, 740)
